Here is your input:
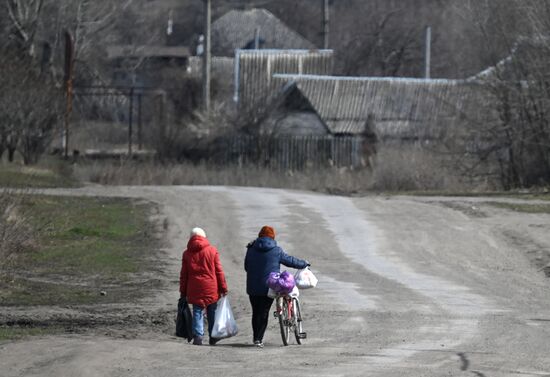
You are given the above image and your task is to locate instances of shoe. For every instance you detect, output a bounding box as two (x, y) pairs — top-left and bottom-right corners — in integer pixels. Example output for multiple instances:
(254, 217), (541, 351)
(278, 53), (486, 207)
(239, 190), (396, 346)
(253, 340), (264, 348)
(209, 337), (220, 346)
(192, 336), (203, 345)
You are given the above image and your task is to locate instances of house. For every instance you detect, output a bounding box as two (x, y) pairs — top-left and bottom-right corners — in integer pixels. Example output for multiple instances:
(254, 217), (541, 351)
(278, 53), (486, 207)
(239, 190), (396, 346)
(263, 74), (488, 140)
(235, 49), (334, 113)
(186, 49), (334, 108)
(211, 8), (316, 57)
(185, 9), (326, 106)
(106, 45), (191, 87)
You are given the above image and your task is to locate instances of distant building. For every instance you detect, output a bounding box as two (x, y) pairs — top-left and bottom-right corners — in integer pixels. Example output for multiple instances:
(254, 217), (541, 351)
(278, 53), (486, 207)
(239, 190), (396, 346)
(184, 8), (325, 106)
(211, 8), (317, 57)
(106, 45), (191, 87)
(264, 74), (488, 139)
(235, 49), (334, 112)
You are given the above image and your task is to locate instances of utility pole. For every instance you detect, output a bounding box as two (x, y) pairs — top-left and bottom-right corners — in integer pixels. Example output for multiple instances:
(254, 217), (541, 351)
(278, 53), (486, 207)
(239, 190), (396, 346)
(63, 31), (75, 159)
(424, 26), (432, 79)
(128, 87), (134, 157)
(323, 0), (330, 49)
(203, 0), (211, 112)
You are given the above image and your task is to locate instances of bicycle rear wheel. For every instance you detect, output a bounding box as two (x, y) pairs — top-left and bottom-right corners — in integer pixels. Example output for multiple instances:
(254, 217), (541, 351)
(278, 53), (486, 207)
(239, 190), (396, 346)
(278, 297), (290, 346)
(293, 298), (303, 345)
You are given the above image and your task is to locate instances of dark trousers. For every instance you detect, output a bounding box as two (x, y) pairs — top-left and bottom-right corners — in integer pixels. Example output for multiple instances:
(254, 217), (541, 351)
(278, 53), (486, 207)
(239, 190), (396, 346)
(249, 295), (274, 342)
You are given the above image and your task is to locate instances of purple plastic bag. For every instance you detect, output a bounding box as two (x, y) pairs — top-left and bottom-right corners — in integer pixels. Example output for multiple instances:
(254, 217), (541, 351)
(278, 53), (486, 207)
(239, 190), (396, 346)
(267, 271), (296, 294)
(267, 272), (280, 291)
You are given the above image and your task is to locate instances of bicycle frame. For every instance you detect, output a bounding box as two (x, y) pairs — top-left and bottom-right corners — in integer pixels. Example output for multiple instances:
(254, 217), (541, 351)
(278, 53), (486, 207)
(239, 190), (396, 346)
(276, 296), (293, 321)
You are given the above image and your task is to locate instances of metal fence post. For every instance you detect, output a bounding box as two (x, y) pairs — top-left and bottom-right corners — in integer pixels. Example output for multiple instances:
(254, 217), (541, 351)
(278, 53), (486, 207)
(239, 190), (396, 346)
(128, 87), (134, 157)
(137, 93), (143, 150)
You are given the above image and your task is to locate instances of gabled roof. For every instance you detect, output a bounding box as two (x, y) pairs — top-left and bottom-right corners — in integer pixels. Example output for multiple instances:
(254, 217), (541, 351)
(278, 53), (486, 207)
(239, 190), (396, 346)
(212, 9), (316, 56)
(273, 75), (486, 136)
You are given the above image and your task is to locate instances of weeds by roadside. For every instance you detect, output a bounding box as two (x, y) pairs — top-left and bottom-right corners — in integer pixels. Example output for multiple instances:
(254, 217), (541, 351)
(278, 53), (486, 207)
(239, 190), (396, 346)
(0, 326), (63, 341)
(71, 143), (494, 194)
(72, 159), (373, 193)
(0, 190), (35, 270)
(485, 202), (550, 214)
(0, 157), (79, 189)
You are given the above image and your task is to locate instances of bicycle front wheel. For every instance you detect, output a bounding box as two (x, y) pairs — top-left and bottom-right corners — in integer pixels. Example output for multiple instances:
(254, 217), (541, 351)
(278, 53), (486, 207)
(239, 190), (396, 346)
(278, 297), (290, 346)
(293, 298), (303, 345)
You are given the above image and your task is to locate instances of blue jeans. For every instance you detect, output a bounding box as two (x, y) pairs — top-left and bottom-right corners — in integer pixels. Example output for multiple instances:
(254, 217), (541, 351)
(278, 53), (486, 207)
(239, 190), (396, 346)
(192, 302), (218, 338)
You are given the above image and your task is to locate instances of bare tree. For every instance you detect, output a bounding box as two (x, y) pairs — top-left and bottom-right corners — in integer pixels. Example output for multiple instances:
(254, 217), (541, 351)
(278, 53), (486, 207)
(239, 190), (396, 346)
(0, 51), (62, 164)
(5, 0), (44, 56)
(439, 0), (550, 189)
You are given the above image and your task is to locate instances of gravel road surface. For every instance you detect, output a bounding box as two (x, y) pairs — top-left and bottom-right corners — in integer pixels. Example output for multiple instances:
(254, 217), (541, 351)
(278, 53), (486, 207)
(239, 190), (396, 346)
(1, 186), (550, 377)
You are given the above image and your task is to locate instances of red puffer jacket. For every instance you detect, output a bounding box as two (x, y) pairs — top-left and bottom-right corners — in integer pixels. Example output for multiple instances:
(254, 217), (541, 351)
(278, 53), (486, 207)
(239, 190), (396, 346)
(179, 235), (228, 308)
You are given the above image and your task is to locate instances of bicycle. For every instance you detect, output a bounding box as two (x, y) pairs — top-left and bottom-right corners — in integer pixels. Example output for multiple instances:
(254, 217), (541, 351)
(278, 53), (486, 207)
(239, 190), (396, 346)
(273, 292), (306, 346)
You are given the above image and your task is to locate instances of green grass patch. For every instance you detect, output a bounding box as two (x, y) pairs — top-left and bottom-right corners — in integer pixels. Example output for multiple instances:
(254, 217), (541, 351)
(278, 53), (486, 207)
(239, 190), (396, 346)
(0, 326), (62, 341)
(1, 195), (157, 306)
(0, 278), (98, 306)
(381, 190), (550, 201)
(485, 202), (550, 214)
(0, 159), (79, 188)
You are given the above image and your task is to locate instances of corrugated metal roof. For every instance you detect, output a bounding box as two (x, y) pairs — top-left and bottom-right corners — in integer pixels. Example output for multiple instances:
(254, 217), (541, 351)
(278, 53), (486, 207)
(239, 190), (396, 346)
(236, 50), (334, 111)
(212, 9), (316, 56)
(273, 74), (488, 136)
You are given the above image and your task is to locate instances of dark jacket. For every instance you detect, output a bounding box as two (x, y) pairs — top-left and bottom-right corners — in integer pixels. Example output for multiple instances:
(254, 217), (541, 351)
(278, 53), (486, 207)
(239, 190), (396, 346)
(244, 237), (308, 296)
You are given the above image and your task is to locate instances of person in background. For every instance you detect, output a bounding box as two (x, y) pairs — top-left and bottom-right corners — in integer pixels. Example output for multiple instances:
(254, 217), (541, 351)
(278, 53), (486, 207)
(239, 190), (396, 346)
(180, 227), (228, 346)
(244, 225), (309, 348)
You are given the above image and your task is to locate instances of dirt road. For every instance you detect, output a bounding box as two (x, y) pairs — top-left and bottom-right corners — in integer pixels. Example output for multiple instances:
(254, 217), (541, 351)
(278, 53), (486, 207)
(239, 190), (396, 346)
(2, 186), (550, 377)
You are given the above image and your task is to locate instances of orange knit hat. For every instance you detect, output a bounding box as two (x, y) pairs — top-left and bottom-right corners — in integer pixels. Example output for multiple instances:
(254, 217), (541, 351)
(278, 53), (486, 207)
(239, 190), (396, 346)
(258, 225), (275, 239)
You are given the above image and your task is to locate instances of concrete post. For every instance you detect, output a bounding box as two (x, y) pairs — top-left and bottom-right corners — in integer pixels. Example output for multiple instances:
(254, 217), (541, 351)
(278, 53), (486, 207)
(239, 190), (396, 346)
(203, 0), (211, 112)
(425, 26), (432, 79)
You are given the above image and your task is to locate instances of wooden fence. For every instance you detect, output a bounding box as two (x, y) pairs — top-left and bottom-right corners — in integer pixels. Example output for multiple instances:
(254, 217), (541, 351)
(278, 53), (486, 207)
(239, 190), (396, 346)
(216, 135), (366, 170)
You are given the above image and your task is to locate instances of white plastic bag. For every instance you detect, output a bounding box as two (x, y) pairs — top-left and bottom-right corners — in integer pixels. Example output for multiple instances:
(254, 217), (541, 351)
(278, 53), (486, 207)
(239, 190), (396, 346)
(289, 285), (300, 298)
(211, 296), (239, 339)
(294, 267), (318, 289)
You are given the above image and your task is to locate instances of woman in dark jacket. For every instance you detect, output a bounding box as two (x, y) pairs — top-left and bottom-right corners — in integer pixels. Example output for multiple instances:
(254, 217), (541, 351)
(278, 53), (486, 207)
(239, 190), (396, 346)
(244, 225), (309, 348)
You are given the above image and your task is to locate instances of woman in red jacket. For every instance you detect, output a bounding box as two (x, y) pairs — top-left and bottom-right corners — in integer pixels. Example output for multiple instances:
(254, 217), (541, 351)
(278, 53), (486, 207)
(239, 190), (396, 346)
(180, 227), (228, 346)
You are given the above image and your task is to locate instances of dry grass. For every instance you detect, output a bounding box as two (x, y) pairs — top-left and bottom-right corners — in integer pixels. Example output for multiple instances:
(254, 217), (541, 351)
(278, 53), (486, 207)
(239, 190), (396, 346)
(0, 190), (36, 269)
(73, 159), (371, 194)
(71, 144), (478, 194)
(369, 143), (468, 192)
(69, 121), (130, 152)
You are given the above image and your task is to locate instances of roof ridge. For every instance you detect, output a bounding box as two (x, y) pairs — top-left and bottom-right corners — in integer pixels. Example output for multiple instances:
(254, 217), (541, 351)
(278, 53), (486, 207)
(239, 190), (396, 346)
(218, 7), (271, 18)
(274, 74), (463, 84)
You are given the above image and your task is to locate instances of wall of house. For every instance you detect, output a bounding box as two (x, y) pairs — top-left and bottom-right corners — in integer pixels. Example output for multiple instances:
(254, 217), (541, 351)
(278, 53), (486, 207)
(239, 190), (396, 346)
(261, 111), (328, 136)
(235, 50), (334, 114)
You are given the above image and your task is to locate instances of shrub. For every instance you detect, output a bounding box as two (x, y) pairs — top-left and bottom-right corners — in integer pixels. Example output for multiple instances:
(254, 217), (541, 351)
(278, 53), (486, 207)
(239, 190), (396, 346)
(368, 143), (466, 192)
